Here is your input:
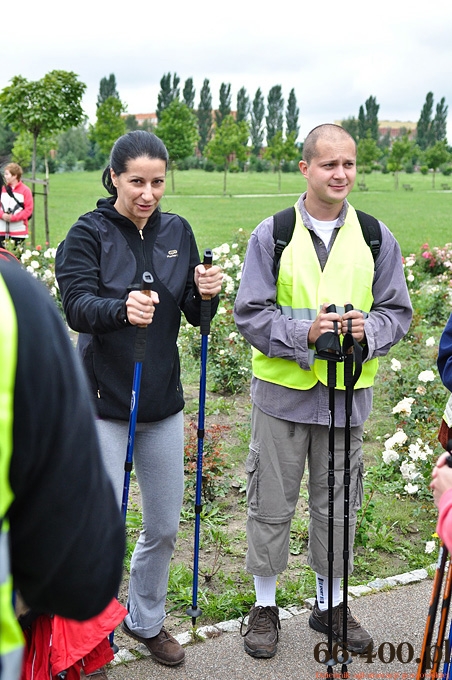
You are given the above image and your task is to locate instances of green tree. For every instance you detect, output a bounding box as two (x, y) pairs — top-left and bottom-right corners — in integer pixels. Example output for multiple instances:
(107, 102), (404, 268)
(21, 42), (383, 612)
(156, 100), (199, 192)
(263, 131), (298, 192)
(357, 133), (382, 181)
(0, 69), (86, 243)
(266, 85), (284, 145)
(285, 89), (299, 140)
(358, 96), (379, 141)
(90, 96), (126, 157)
(215, 83), (232, 128)
(57, 124), (90, 164)
(97, 74), (119, 108)
(236, 87), (250, 124)
(156, 72), (180, 122)
(125, 114), (139, 131)
(432, 97), (448, 144)
(197, 79), (213, 155)
(250, 88), (265, 156)
(416, 92), (435, 151)
(0, 116), (16, 160)
(387, 136), (413, 188)
(183, 78), (196, 110)
(341, 117), (359, 142)
(424, 141), (450, 188)
(205, 115), (249, 195)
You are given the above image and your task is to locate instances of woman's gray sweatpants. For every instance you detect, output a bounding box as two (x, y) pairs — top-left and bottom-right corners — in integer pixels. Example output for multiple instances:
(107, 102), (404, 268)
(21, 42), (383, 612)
(96, 411), (184, 638)
(245, 405), (364, 578)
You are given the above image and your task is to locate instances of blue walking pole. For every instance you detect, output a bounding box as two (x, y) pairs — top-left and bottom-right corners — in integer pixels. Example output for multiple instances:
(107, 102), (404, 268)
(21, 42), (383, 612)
(110, 271), (153, 649)
(187, 249), (213, 627)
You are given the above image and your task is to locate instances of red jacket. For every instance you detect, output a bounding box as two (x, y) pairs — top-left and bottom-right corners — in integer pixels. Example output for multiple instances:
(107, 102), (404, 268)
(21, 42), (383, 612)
(20, 598), (126, 679)
(0, 181), (34, 238)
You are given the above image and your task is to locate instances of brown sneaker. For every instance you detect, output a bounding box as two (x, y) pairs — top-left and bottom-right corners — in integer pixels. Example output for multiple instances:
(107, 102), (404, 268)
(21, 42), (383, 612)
(121, 620), (185, 666)
(309, 599), (373, 654)
(241, 605), (281, 658)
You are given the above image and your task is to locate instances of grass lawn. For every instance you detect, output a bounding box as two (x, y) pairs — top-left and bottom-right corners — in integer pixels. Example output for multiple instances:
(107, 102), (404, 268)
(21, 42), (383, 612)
(27, 169), (452, 255)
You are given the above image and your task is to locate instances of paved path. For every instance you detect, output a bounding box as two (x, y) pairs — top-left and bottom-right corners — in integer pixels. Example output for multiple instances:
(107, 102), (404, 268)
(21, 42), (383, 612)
(106, 577), (447, 679)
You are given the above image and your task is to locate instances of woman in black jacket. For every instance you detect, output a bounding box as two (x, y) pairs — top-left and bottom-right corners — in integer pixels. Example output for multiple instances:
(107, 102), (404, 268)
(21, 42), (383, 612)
(56, 130), (222, 667)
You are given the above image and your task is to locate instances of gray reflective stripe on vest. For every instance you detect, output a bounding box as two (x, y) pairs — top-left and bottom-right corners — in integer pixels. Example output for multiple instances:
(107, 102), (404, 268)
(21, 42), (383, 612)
(0, 647), (23, 680)
(278, 305), (368, 319)
(0, 531), (9, 583)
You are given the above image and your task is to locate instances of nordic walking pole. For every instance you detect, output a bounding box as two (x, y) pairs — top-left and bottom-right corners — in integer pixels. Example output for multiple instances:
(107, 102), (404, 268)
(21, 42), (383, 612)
(110, 271), (154, 650)
(186, 249), (213, 627)
(432, 556), (452, 678)
(443, 617), (452, 680)
(120, 271), (154, 520)
(340, 304), (363, 677)
(315, 304), (343, 676)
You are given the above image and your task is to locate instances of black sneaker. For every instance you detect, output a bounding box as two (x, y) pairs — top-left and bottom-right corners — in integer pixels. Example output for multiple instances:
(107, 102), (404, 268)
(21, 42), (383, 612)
(241, 605), (281, 658)
(309, 600), (373, 654)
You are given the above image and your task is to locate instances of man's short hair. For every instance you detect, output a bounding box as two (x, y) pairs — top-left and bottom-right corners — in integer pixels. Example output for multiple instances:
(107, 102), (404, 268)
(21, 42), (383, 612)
(302, 124), (356, 164)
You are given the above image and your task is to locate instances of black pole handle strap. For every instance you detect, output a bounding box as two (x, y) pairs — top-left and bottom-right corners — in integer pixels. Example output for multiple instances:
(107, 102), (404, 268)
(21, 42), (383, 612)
(200, 249), (213, 337)
(134, 272), (154, 363)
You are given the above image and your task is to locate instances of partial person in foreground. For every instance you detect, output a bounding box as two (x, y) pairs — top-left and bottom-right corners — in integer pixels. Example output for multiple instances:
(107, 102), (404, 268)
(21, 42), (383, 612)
(431, 314), (452, 553)
(55, 130), (223, 667)
(234, 123), (412, 658)
(0, 259), (125, 680)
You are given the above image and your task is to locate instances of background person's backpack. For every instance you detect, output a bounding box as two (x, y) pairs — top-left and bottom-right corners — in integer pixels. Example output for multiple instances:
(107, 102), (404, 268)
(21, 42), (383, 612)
(273, 206), (381, 273)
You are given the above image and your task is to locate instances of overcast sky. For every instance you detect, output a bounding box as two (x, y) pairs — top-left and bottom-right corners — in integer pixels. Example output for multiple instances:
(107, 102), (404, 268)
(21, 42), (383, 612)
(4, 0), (452, 143)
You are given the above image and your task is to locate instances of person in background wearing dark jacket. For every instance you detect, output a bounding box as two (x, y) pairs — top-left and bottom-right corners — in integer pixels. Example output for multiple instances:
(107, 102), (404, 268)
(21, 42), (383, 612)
(0, 259), (125, 680)
(55, 130), (223, 667)
(0, 163), (33, 247)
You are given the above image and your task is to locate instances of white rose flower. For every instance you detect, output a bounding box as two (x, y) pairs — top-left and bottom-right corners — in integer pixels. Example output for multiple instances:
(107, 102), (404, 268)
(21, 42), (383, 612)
(426, 337), (435, 347)
(404, 483), (419, 494)
(418, 370), (435, 383)
(392, 397), (414, 415)
(425, 540), (436, 554)
(391, 358), (402, 372)
(382, 449), (399, 464)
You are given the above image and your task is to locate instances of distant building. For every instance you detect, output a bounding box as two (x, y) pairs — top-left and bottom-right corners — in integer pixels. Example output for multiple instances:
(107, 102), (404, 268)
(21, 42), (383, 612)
(335, 119), (417, 140)
(123, 112), (158, 127)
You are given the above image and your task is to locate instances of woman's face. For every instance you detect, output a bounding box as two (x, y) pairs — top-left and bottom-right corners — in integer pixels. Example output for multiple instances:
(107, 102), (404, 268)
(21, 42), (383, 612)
(4, 169), (18, 185)
(111, 156), (166, 229)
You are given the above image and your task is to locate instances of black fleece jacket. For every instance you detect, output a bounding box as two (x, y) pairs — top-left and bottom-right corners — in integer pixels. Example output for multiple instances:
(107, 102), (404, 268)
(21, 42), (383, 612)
(55, 199), (218, 422)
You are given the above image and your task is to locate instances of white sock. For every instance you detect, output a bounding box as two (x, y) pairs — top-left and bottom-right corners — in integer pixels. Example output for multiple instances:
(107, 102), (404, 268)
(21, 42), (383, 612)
(254, 575), (277, 607)
(316, 573), (341, 611)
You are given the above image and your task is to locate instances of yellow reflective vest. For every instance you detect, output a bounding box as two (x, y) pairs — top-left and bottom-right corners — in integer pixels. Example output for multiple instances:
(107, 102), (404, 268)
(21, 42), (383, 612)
(0, 272), (24, 680)
(252, 203), (378, 391)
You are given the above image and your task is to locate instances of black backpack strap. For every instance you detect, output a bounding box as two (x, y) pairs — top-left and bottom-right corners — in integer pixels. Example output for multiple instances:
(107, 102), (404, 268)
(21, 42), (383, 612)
(273, 207), (296, 272)
(355, 209), (381, 262)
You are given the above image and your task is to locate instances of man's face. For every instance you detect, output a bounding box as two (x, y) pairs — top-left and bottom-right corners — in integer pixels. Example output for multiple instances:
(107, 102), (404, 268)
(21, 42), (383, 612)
(299, 137), (356, 207)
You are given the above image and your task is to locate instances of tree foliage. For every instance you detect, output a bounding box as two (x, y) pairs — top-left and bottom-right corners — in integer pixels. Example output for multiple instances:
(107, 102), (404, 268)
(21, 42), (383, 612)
(215, 83), (232, 128)
(266, 85), (284, 145)
(285, 89), (299, 140)
(0, 69), (86, 243)
(358, 96), (379, 141)
(357, 133), (382, 180)
(236, 87), (250, 124)
(90, 96), (126, 157)
(156, 72), (180, 123)
(250, 88), (265, 156)
(183, 78), (196, 110)
(97, 74), (119, 108)
(205, 115), (249, 194)
(416, 92), (435, 151)
(263, 131), (298, 192)
(387, 136), (414, 188)
(341, 117), (359, 142)
(197, 79), (213, 154)
(424, 141), (450, 188)
(156, 99), (199, 192)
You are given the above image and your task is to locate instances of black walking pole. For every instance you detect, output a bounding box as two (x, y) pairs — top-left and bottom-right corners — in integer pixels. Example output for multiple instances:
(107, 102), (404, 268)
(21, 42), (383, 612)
(109, 271), (154, 649)
(315, 304), (343, 676)
(187, 249), (213, 628)
(339, 304), (363, 677)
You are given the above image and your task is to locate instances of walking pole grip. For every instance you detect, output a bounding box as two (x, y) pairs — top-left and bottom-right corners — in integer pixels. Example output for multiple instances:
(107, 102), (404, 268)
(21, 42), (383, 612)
(134, 272), (154, 362)
(200, 249), (213, 337)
